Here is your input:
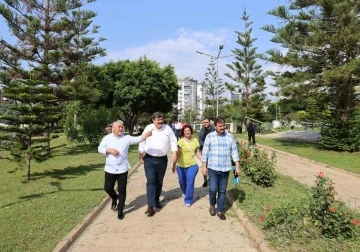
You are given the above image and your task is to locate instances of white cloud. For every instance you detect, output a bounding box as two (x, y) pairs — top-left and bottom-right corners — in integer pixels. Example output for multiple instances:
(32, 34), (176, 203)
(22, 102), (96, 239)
(106, 28), (234, 84)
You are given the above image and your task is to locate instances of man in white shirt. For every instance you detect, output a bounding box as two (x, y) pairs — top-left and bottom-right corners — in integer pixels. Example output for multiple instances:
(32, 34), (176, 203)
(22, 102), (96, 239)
(98, 120), (152, 220)
(139, 112), (178, 216)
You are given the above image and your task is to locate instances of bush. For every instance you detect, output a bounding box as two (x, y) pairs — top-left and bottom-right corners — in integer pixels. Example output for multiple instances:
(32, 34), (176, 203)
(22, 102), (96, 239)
(240, 146), (277, 187)
(80, 107), (110, 146)
(310, 172), (360, 239)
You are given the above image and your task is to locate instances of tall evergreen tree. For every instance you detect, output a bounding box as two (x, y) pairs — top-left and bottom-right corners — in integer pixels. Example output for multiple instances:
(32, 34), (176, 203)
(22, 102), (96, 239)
(0, 0), (105, 153)
(0, 73), (62, 180)
(262, 0), (360, 151)
(225, 8), (267, 121)
(202, 57), (226, 119)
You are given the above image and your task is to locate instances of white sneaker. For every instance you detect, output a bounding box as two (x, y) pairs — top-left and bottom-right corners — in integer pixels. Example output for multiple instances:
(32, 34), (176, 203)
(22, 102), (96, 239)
(185, 203), (191, 207)
(182, 193), (185, 198)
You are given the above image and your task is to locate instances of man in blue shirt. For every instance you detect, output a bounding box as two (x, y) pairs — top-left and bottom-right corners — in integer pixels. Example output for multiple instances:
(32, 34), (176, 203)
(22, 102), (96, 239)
(98, 120), (152, 220)
(201, 117), (241, 220)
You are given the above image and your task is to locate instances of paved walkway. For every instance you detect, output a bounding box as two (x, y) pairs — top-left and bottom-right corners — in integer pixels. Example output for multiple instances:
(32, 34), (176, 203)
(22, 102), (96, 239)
(255, 143), (360, 210)
(68, 159), (258, 252)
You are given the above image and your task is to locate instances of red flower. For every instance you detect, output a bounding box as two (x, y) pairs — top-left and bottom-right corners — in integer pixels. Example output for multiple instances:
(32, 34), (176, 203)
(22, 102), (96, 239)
(352, 219), (360, 225)
(318, 172), (325, 178)
(259, 215), (265, 222)
(329, 207), (336, 213)
(265, 206), (271, 211)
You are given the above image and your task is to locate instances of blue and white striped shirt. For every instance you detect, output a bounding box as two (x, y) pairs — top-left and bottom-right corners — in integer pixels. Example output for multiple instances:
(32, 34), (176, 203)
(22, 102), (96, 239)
(201, 131), (240, 172)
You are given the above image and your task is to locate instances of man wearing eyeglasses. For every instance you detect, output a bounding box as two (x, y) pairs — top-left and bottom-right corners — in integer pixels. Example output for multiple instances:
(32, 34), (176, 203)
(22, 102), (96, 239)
(198, 118), (215, 187)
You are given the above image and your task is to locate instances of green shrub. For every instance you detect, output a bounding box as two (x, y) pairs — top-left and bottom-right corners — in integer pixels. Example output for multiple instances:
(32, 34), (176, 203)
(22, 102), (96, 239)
(310, 172), (360, 239)
(240, 146), (277, 187)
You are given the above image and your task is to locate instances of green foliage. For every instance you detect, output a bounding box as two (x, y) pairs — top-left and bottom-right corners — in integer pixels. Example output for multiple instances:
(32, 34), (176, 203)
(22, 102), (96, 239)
(263, 0), (360, 152)
(261, 172), (360, 241)
(240, 146), (277, 187)
(0, 78), (62, 179)
(94, 57), (178, 134)
(320, 108), (360, 152)
(201, 58), (227, 120)
(259, 122), (272, 134)
(63, 101), (84, 144)
(80, 107), (110, 146)
(310, 173), (360, 239)
(225, 8), (268, 119)
(0, 0), (105, 104)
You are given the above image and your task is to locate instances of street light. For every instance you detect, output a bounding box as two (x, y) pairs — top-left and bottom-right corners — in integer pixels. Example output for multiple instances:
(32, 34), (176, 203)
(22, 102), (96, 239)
(196, 45), (235, 117)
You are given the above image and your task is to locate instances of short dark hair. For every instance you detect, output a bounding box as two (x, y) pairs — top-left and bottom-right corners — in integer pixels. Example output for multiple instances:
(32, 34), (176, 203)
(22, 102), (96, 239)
(214, 116), (225, 125)
(203, 118), (210, 122)
(152, 112), (163, 120)
(181, 124), (193, 137)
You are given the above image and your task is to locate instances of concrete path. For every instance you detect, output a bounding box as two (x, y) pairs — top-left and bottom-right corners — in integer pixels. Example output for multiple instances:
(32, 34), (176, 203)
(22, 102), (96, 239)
(256, 144), (360, 210)
(68, 160), (258, 252)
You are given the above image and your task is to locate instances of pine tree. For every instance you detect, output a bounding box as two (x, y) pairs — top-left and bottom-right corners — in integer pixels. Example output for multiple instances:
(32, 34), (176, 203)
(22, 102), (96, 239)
(0, 0), (105, 154)
(202, 57), (226, 119)
(0, 73), (62, 180)
(262, 0), (360, 151)
(225, 8), (267, 121)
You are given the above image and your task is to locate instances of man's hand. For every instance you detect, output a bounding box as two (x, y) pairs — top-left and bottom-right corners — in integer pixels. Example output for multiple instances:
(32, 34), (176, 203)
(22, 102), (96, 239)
(172, 164), (176, 173)
(202, 166), (208, 176)
(235, 167), (241, 176)
(141, 130), (152, 140)
(106, 148), (119, 156)
(139, 154), (144, 164)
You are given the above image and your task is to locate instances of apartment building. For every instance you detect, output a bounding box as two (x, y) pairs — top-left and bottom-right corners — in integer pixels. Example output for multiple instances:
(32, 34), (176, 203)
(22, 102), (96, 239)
(177, 77), (207, 120)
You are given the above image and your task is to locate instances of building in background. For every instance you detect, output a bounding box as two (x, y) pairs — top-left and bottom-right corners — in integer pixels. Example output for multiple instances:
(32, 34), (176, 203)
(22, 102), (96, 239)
(177, 77), (207, 121)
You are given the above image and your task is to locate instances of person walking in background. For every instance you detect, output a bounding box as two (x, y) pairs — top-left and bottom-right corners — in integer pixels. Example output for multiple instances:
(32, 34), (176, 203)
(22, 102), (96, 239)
(172, 124), (201, 207)
(201, 117), (240, 220)
(175, 120), (182, 140)
(139, 112), (178, 217)
(98, 120), (152, 220)
(198, 118), (215, 187)
(290, 119), (296, 130)
(246, 120), (256, 145)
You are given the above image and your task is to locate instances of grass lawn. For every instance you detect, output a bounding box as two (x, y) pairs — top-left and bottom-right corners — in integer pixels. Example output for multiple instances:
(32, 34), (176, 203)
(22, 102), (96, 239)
(234, 133), (360, 174)
(228, 173), (360, 251)
(0, 135), (139, 252)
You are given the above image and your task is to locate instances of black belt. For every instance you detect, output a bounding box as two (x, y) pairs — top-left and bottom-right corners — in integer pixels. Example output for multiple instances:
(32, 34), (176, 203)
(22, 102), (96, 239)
(145, 153), (167, 159)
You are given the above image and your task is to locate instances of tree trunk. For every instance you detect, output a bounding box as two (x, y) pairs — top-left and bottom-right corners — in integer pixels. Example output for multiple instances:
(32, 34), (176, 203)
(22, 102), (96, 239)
(27, 156), (31, 180)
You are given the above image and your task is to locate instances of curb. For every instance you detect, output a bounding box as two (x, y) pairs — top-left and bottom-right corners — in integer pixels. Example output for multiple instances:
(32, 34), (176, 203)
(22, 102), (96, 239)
(226, 193), (272, 252)
(237, 138), (360, 179)
(53, 162), (142, 252)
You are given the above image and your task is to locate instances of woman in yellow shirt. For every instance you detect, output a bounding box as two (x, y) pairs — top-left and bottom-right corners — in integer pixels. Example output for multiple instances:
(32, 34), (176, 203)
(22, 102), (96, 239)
(172, 125), (202, 206)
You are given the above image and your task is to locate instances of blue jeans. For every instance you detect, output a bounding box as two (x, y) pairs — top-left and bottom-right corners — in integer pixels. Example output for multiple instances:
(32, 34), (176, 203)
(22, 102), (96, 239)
(176, 164), (198, 204)
(144, 154), (168, 207)
(208, 168), (230, 213)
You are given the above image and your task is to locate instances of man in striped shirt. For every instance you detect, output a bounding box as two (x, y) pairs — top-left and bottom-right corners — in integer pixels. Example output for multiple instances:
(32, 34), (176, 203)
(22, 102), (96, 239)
(201, 117), (241, 220)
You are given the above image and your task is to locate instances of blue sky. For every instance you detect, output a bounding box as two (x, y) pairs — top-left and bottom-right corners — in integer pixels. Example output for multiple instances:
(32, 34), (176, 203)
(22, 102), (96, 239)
(0, 0), (287, 98)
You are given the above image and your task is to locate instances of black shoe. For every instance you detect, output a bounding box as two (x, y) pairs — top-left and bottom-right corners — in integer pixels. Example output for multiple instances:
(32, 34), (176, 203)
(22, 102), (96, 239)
(217, 212), (226, 220)
(202, 181), (208, 187)
(155, 202), (162, 209)
(111, 199), (117, 211)
(209, 206), (216, 216)
(118, 211), (124, 220)
(145, 207), (155, 217)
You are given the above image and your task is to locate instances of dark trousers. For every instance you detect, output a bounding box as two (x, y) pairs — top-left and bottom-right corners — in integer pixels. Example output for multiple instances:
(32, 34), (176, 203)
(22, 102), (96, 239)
(144, 154), (168, 207)
(104, 171), (128, 211)
(248, 132), (256, 145)
(208, 168), (230, 213)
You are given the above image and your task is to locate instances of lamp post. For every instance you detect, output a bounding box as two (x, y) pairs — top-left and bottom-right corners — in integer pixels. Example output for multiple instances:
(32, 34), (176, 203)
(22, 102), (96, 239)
(196, 45), (235, 117)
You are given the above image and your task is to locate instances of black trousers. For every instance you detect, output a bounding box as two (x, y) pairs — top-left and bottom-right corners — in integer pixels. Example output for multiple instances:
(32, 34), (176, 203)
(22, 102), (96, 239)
(248, 132), (256, 145)
(143, 154), (168, 207)
(104, 171), (128, 210)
